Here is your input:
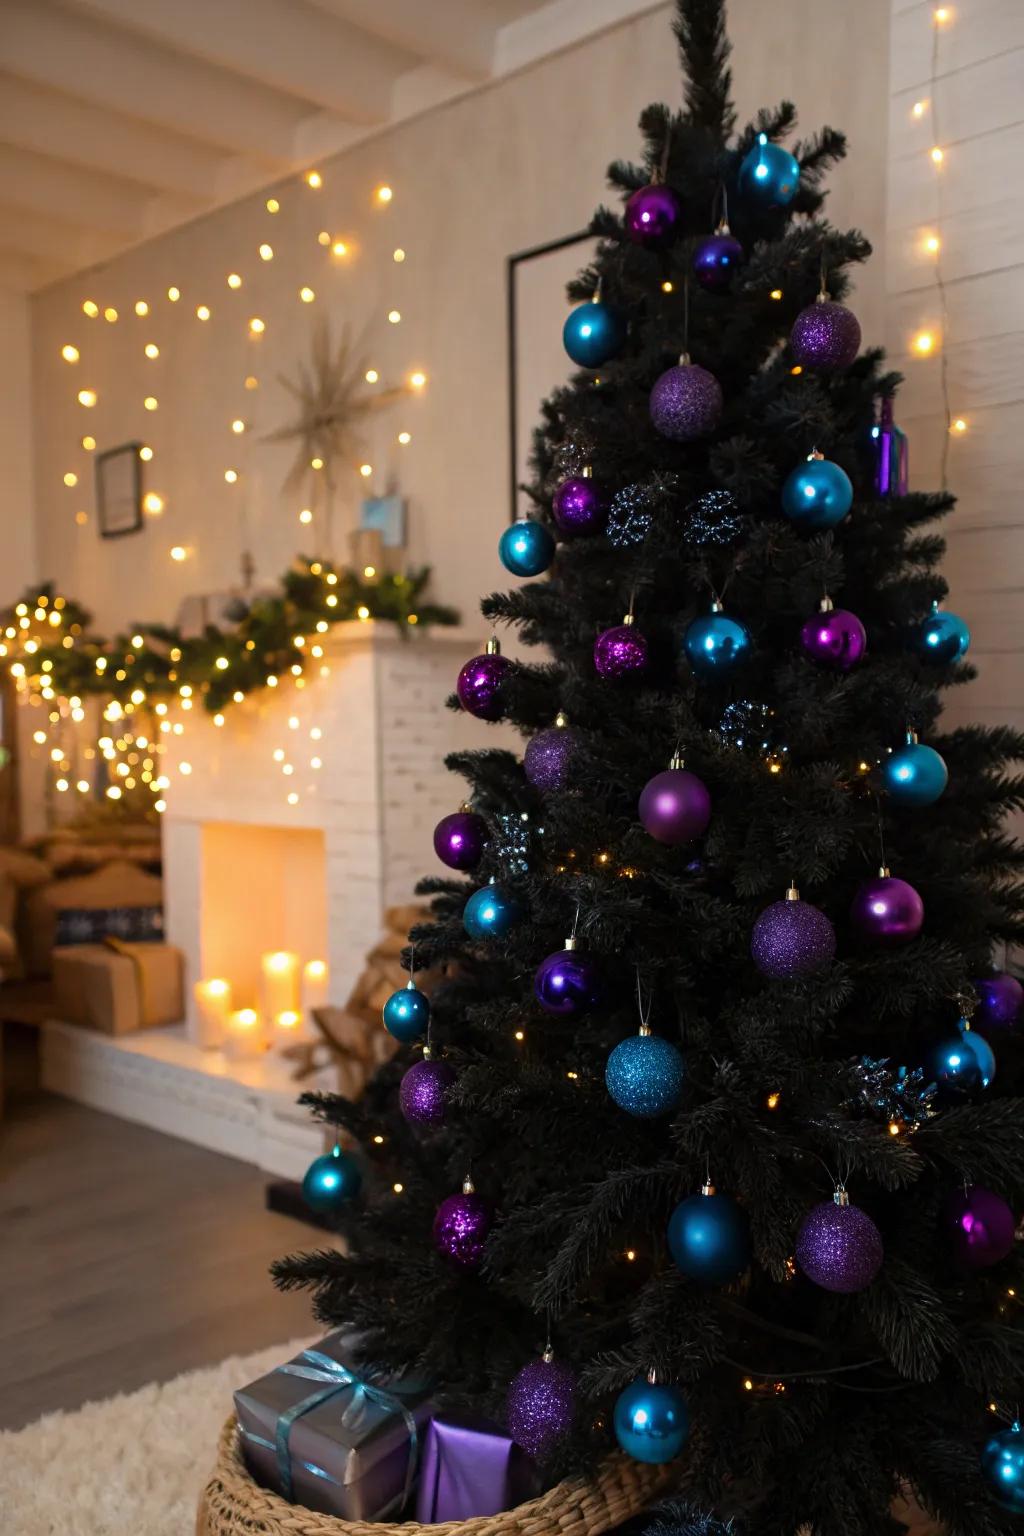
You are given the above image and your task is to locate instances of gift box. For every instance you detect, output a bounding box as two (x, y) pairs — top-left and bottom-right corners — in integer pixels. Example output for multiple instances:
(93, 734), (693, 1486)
(52, 938), (184, 1035)
(415, 1414), (539, 1523)
(234, 1333), (431, 1520)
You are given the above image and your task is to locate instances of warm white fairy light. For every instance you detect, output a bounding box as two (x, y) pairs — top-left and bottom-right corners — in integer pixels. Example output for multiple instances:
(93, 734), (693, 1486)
(231, 418), (245, 434)
(930, 145), (944, 164)
(139, 445), (153, 461)
(332, 239), (348, 257)
(913, 99), (927, 118)
(224, 468), (238, 484)
(393, 248), (405, 263)
(78, 388), (97, 407)
(398, 431), (411, 445)
(61, 344), (79, 362)
(144, 395), (159, 410)
(143, 492), (164, 515)
(227, 273), (242, 289)
(144, 342), (159, 358)
(408, 370), (426, 389)
(168, 286), (180, 302)
(299, 286), (315, 302)
(249, 317), (265, 335)
(63, 472), (77, 487)
(305, 170), (322, 188)
(104, 307), (118, 323)
(259, 243), (274, 261)
(365, 369), (378, 383)
(196, 304), (211, 321)
(135, 299), (149, 316)
(387, 309), (401, 324)
(266, 197), (280, 213)
(375, 184), (393, 204)
(299, 509), (313, 524)
(170, 545), (187, 561)
(359, 463), (372, 477)
(244, 375), (259, 390)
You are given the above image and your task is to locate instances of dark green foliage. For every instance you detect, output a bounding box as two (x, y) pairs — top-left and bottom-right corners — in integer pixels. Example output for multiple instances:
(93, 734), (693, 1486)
(273, 3), (1024, 1531)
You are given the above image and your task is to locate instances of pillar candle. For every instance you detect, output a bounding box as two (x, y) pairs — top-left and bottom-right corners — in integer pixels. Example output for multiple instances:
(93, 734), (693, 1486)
(273, 1009), (305, 1048)
(193, 977), (232, 1049)
(225, 1007), (265, 1059)
(301, 959), (329, 1018)
(260, 951), (300, 1020)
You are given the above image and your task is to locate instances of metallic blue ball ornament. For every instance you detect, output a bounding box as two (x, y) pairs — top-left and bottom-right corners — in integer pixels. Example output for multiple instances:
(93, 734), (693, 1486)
(918, 601), (971, 663)
(738, 133), (800, 207)
(606, 1031), (684, 1118)
(499, 518), (555, 578)
(563, 298), (625, 368)
(781, 454), (853, 528)
(922, 1019), (995, 1101)
(302, 1145), (362, 1213)
(464, 880), (521, 941)
(667, 1187), (751, 1285)
(683, 604), (751, 679)
(382, 980), (430, 1042)
(981, 1421), (1024, 1514)
(882, 734), (948, 806)
(613, 1377), (689, 1464)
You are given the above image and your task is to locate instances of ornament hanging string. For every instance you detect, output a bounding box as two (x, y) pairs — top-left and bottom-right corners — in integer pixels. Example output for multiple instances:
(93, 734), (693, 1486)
(635, 966), (652, 1030)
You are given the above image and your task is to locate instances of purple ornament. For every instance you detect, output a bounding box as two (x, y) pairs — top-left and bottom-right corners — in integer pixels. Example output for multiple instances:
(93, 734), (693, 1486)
(506, 1353), (577, 1457)
(552, 475), (605, 536)
(524, 718), (576, 792)
(433, 1180), (492, 1269)
(457, 642), (510, 721)
(638, 761), (711, 845)
(974, 973), (1023, 1031)
(796, 1193), (883, 1293)
(693, 228), (744, 292)
(943, 1185), (1016, 1271)
(400, 1057), (456, 1127)
(594, 621), (648, 679)
(799, 600), (867, 671)
(434, 810), (486, 871)
(534, 942), (602, 1017)
(850, 869), (924, 945)
(751, 887), (836, 979)
(624, 183), (681, 249)
(790, 299), (862, 371)
(650, 361), (723, 442)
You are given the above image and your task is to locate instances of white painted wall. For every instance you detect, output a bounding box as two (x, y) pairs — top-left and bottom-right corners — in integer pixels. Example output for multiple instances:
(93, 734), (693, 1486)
(0, 290), (37, 596)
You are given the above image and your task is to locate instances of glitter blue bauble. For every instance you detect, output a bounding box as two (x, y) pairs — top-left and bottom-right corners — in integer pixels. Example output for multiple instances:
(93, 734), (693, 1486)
(382, 981), (430, 1042)
(917, 604), (971, 663)
(499, 518), (555, 577)
(882, 740), (948, 806)
(613, 1378), (689, 1464)
(464, 882), (521, 940)
(302, 1146), (362, 1213)
(606, 1033), (685, 1118)
(982, 1422), (1024, 1514)
(738, 134), (800, 206)
(781, 457), (853, 528)
(921, 1020), (995, 1101)
(563, 300), (625, 367)
(667, 1191), (751, 1284)
(683, 609), (751, 678)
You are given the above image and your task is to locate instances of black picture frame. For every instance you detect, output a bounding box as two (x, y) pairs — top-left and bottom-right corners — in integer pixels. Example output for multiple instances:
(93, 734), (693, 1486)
(95, 442), (143, 539)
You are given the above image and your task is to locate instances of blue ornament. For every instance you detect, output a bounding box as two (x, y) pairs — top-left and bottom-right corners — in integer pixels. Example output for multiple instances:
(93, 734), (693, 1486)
(917, 601), (971, 663)
(464, 880), (521, 940)
(499, 518), (555, 577)
(563, 298), (625, 368)
(606, 1031), (685, 1118)
(982, 1421), (1024, 1514)
(882, 733), (948, 806)
(738, 133), (800, 207)
(683, 604), (751, 679)
(613, 1376), (689, 1464)
(781, 454), (853, 528)
(667, 1187), (750, 1284)
(922, 1019), (995, 1101)
(302, 1145), (362, 1213)
(382, 980), (430, 1042)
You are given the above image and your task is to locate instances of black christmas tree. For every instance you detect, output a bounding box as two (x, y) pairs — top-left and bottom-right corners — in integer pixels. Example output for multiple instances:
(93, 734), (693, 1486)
(275, 3), (1024, 1532)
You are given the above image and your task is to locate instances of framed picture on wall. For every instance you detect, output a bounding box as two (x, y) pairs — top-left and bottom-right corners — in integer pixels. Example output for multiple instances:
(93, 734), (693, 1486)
(95, 442), (144, 538)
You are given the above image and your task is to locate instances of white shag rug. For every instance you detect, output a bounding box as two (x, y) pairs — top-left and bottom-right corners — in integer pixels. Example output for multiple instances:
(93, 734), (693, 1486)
(0, 1335), (313, 1536)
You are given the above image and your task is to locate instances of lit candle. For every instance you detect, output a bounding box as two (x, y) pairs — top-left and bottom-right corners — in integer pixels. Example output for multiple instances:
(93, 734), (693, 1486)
(261, 950), (300, 1019)
(302, 958), (329, 1018)
(193, 977), (232, 1048)
(274, 1009), (303, 1047)
(225, 1007), (265, 1059)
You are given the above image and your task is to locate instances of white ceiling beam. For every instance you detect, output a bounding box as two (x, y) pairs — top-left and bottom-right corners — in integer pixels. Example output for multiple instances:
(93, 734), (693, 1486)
(306, 0), (496, 79)
(0, 144), (145, 237)
(494, 0), (664, 74)
(0, 205), (121, 270)
(0, 3), (305, 165)
(0, 248), (67, 294)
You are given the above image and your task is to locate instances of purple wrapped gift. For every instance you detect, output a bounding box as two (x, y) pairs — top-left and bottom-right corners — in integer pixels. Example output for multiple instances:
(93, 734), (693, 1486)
(415, 1414), (539, 1523)
(234, 1333), (431, 1519)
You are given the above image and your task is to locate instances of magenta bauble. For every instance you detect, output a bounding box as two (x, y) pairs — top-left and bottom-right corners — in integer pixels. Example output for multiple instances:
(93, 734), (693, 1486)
(790, 299), (862, 371)
(457, 645), (510, 721)
(552, 475), (605, 536)
(433, 810), (487, 871)
(649, 361), (723, 442)
(624, 183), (682, 248)
(638, 763), (711, 845)
(799, 602), (867, 671)
(433, 1181), (492, 1269)
(850, 869), (924, 944)
(795, 1194), (883, 1293)
(751, 888), (836, 979)
(594, 622), (648, 679)
(943, 1185), (1015, 1270)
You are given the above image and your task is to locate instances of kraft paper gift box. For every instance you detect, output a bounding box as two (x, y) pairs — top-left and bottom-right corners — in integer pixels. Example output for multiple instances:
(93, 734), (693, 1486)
(234, 1333), (432, 1520)
(52, 940), (184, 1035)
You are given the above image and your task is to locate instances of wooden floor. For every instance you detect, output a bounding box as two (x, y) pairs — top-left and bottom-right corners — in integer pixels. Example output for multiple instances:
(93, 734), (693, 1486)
(0, 1094), (321, 1431)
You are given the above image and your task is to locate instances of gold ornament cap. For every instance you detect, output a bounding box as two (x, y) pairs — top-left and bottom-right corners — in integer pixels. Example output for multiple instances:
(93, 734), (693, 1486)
(670, 752), (685, 770)
(701, 1180), (716, 1197)
(554, 711), (569, 728)
(833, 1188), (850, 1208)
(786, 884), (800, 902)
(462, 1174), (475, 1195)
(485, 636), (501, 655)
(878, 864), (891, 878)
(819, 595), (834, 614)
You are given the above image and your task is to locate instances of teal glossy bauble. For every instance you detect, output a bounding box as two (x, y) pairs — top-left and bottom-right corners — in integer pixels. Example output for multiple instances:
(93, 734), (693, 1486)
(563, 299), (625, 368)
(683, 605), (751, 678)
(781, 456), (853, 528)
(921, 1019), (995, 1102)
(613, 1377), (689, 1464)
(882, 737), (948, 806)
(302, 1146), (362, 1213)
(606, 1032), (685, 1118)
(499, 518), (555, 577)
(738, 134), (800, 206)
(667, 1189), (751, 1284)
(917, 602), (971, 663)
(382, 981), (430, 1041)
(982, 1421), (1024, 1514)
(464, 881), (521, 940)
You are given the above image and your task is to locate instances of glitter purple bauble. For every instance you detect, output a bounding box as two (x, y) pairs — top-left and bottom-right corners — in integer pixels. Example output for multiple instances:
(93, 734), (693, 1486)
(399, 1058), (456, 1127)
(799, 606), (867, 671)
(790, 300), (862, 372)
(796, 1199), (883, 1293)
(552, 476), (605, 537)
(638, 767), (711, 845)
(433, 810), (486, 871)
(524, 725), (577, 792)
(534, 946), (602, 1017)
(457, 652), (510, 721)
(650, 363), (723, 442)
(850, 873), (924, 945)
(751, 896), (836, 979)
(433, 1189), (492, 1269)
(506, 1356), (577, 1457)
(974, 973), (1024, 1031)
(594, 623), (648, 679)
(624, 183), (681, 248)
(693, 230), (744, 292)
(943, 1185), (1016, 1271)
